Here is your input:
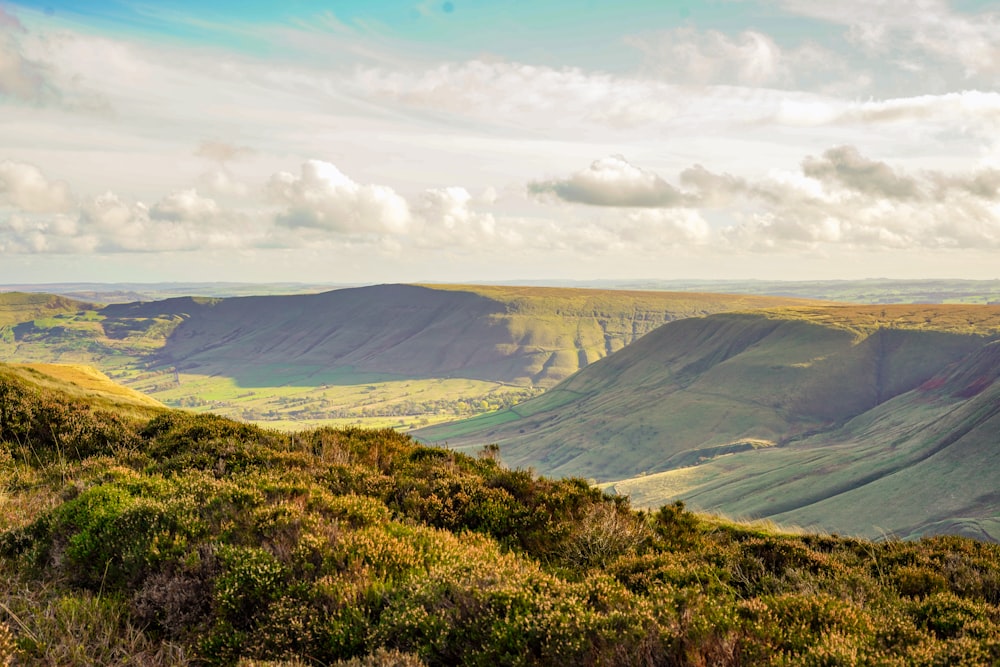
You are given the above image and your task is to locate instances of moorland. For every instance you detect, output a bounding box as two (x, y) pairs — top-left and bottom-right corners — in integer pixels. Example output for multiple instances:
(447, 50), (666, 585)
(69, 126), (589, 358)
(4, 362), (1000, 665)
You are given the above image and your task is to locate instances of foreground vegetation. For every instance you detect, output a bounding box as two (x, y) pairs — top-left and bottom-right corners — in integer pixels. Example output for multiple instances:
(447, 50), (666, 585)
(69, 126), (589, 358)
(2, 366), (1000, 665)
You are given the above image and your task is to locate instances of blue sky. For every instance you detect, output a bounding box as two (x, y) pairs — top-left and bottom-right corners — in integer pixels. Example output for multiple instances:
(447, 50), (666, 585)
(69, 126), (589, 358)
(1, 1), (999, 283)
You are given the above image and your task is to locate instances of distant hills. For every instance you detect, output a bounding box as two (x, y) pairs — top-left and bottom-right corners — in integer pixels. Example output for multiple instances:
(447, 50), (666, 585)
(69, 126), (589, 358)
(0, 292), (95, 327)
(6, 277), (1000, 305)
(1, 284), (814, 427)
(115, 284), (818, 387)
(416, 304), (1000, 539)
(0, 282), (345, 303)
(512, 278), (1000, 305)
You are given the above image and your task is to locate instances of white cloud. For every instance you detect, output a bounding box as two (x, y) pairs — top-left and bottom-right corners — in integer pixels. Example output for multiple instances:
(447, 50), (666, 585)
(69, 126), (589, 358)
(529, 155), (688, 207)
(779, 0), (1000, 83)
(801, 146), (921, 200)
(713, 147), (1000, 251)
(0, 8), (56, 104)
(626, 26), (848, 91)
(78, 191), (250, 252)
(416, 187), (494, 237)
(628, 28), (788, 87)
(198, 170), (251, 198)
(150, 189), (221, 222)
(841, 91), (1000, 125)
(0, 160), (74, 213)
(352, 60), (679, 130)
(267, 160), (411, 234)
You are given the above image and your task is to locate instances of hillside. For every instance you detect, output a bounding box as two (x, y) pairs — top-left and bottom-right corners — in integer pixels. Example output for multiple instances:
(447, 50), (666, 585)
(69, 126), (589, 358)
(4, 363), (1000, 664)
(0, 292), (95, 328)
(0, 363), (165, 414)
(5, 285), (817, 428)
(416, 305), (1000, 537)
(610, 338), (1000, 540)
(103, 284), (818, 387)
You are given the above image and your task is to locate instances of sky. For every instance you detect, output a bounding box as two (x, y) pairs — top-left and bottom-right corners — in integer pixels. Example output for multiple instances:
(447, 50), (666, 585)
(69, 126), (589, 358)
(1, 0), (999, 283)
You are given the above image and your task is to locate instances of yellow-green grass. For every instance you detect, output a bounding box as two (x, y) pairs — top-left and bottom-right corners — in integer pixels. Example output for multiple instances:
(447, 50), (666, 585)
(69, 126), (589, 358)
(0, 292), (95, 327)
(124, 367), (541, 431)
(2, 363), (165, 415)
(756, 303), (1000, 337)
(421, 282), (824, 315)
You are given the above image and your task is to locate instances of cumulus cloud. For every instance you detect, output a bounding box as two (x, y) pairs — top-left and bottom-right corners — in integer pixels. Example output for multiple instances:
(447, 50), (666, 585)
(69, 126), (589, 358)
(267, 160), (411, 234)
(78, 190), (249, 252)
(801, 146), (921, 200)
(198, 169), (251, 198)
(531, 147), (1000, 253)
(150, 189), (221, 222)
(710, 147), (1000, 250)
(0, 160), (74, 213)
(416, 187), (494, 234)
(529, 155), (688, 207)
(0, 177), (254, 254)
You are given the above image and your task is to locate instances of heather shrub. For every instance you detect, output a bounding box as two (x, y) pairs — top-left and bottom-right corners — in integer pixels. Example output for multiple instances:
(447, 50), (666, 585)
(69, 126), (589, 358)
(6, 381), (1000, 666)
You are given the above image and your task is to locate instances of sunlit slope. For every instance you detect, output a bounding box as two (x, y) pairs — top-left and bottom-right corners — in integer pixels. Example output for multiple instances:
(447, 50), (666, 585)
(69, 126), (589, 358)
(611, 339), (1000, 540)
(0, 292), (95, 327)
(0, 363), (165, 415)
(110, 284), (817, 388)
(416, 305), (1000, 483)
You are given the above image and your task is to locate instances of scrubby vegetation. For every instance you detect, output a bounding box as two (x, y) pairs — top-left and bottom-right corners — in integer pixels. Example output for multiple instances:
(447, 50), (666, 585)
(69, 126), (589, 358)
(3, 368), (1000, 665)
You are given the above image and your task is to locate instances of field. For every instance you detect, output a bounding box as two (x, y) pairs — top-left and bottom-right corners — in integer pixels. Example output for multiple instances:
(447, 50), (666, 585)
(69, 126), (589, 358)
(123, 366), (542, 433)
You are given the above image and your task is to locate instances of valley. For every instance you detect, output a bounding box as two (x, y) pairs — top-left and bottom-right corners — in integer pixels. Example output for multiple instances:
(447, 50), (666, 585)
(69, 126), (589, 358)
(0, 284), (814, 431)
(417, 303), (1000, 539)
(5, 284), (1000, 541)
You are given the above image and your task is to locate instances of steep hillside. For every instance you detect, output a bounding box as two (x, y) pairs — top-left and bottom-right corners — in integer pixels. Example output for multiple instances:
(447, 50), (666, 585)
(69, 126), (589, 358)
(5, 363), (1000, 664)
(416, 305), (1000, 488)
(113, 284), (817, 387)
(611, 338), (1000, 540)
(6, 284), (817, 429)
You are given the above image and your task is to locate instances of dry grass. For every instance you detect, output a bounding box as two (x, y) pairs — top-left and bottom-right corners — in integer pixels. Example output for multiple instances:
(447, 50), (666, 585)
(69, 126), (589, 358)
(0, 562), (190, 666)
(4, 364), (165, 410)
(760, 303), (1000, 336)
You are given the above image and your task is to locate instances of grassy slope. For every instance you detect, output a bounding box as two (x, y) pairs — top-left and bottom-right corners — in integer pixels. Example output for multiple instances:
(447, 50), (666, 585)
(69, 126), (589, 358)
(416, 306), (1000, 495)
(5, 366), (1000, 665)
(0, 363), (165, 415)
(613, 340), (1000, 540)
(0, 292), (95, 328)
